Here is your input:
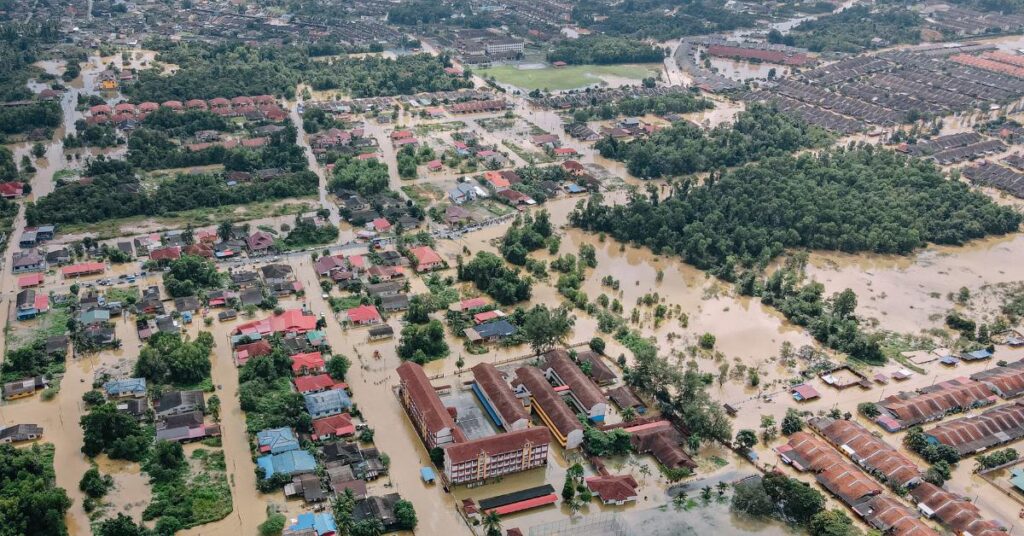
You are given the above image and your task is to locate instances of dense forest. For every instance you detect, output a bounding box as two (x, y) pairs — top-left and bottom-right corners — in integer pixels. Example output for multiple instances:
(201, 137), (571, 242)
(0, 444), (71, 536)
(329, 156), (391, 196)
(128, 121), (305, 172)
(570, 92), (714, 121)
(0, 101), (62, 135)
(782, 5), (922, 53)
(127, 41), (308, 101)
(0, 20), (59, 100)
(596, 104), (831, 178)
(25, 154), (317, 226)
(305, 53), (472, 97)
(388, 1), (453, 25)
(572, 0), (757, 40)
(547, 36), (666, 65)
(571, 147), (1021, 278)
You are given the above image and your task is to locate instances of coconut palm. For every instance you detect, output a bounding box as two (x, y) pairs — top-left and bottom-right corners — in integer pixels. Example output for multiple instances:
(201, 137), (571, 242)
(482, 511), (502, 536)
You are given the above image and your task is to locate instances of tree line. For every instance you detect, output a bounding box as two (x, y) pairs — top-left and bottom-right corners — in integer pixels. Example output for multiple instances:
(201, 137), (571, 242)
(547, 36), (666, 65)
(595, 104), (832, 178)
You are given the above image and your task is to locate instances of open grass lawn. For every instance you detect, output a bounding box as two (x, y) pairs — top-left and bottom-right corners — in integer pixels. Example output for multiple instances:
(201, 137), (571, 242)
(478, 63), (662, 91)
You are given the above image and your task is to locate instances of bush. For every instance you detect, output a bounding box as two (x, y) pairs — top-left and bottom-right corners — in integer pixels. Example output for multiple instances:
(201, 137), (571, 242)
(589, 336), (606, 354)
(259, 513), (287, 536)
(699, 332), (716, 350)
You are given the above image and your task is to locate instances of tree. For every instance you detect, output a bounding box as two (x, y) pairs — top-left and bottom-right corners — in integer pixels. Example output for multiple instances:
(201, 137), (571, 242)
(857, 402), (880, 418)
(730, 477), (775, 519)
(258, 513), (286, 536)
(82, 390), (105, 406)
(482, 511), (502, 536)
(405, 295), (432, 324)
(589, 336), (606, 354)
(326, 354), (351, 380)
(924, 460), (952, 486)
(134, 331), (214, 386)
(163, 255), (223, 297)
(809, 509), (859, 536)
(79, 467), (113, 498)
(394, 500), (417, 530)
(94, 514), (153, 536)
(80, 403), (151, 460)
(781, 409), (804, 436)
(207, 394), (221, 422)
(762, 473), (824, 525)
(397, 320), (448, 363)
(0, 444), (73, 536)
(699, 332), (716, 350)
(217, 221), (234, 242)
(759, 415), (777, 444)
(521, 305), (575, 354)
(429, 446), (445, 467)
(735, 429), (757, 450)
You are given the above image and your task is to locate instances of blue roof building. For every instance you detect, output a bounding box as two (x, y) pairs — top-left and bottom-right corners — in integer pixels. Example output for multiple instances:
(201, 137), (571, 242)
(289, 512), (337, 536)
(962, 349), (994, 361)
(464, 319), (517, 343)
(1011, 468), (1024, 493)
(80, 309), (111, 325)
(304, 389), (351, 419)
(256, 427), (300, 454)
(104, 378), (147, 398)
(256, 450), (317, 478)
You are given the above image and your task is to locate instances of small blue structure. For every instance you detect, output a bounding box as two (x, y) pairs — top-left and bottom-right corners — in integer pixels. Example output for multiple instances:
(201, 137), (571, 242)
(256, 450), (316, 478)
(304, 389), (351, 418)
(939, 355), (960, 366)
(289, 512), (337, 536)
(104, 378), (147, 398)
(182, 311), (193, 324)
(1010, 468), (1024, 493)
(565, 183), (586, 194)
(420, 467), (436, 483)
(256, 427), (300, 454)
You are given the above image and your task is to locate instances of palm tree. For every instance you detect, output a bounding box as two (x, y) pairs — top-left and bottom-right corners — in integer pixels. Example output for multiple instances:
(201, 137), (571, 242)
(482, 511), (502, 536)
(701, 485), (713, 502)
(620, 407), (637, 422)
(673, 492), (687, 510)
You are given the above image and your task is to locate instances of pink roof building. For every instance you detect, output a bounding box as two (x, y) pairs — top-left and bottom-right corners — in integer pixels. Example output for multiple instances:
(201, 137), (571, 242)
(62, 262), (105, 278)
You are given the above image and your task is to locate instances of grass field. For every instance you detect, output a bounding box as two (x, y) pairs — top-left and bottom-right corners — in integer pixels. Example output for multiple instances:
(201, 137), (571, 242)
(478, 63), (662, 91)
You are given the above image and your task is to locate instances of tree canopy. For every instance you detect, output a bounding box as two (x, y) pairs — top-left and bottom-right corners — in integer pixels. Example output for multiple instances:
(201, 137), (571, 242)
(547, 36), (665, 65)
(595, 103), (832, 178)
(0, 444), (71, 536)
(134, 331), (215, 386)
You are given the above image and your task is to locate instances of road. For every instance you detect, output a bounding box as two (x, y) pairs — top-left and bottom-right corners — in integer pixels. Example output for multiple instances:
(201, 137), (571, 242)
(289, 96), (341, 227)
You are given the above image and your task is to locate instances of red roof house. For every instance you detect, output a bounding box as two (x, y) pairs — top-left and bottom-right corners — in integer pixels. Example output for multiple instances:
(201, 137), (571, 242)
(149, 246), (182, 262)
(62, 262), (105, 278)
(0, 182), (25, 198)
(17, 273), (44, 288)
(346, 305), (382, 325)
(290, 352), (326, 375)
(294, 373), (344, 394)
(312, 413), (355, 440)
(410, 246), (443, 272)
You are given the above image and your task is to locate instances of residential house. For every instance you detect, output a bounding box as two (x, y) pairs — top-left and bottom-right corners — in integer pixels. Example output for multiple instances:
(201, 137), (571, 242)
(261, 264), (294, 285)
(449, 183), (479, 205)
(380, 294), (410, 313)
(12, 250), (46, 273)
(305, 389), (352, 418)
(155, 390), (205, 418)
(247, 231), (275, 256)
(257, 427), (301, 454)
(287, 512), (336, 536)
(16, 289), (47, 320)
(346, 305), (382, 326)
(257, 450), (317, 479)
(291, 352), (326, 375)
(368, 325), (394, 340)
(294, 374), (342, 395)
(311, 414), (355, 441)
(3, 376), (47, 400)
(585, 475), (639, 505)
(0, 424), (44, 444)
(465, 319), (517, 343)
(353, 494), (402, 532)
(174, 296), (201, 313)
(409, 246), (444, 272)
(104, 378), (147, 398)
